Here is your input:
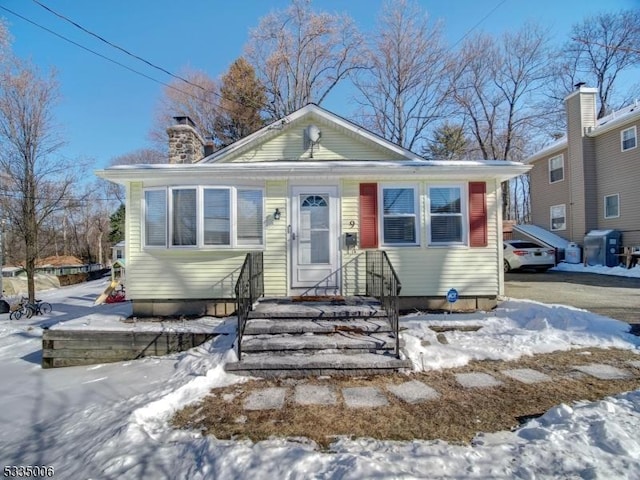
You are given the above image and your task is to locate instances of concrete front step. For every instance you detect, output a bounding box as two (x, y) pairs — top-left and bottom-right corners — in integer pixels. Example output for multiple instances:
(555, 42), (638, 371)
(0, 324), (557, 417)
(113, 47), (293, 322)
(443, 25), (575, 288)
(241, 332), (398, 353)
(249, 297), (385, 320)
(225, 352), (412, 378)
(243, 318), (393, 335)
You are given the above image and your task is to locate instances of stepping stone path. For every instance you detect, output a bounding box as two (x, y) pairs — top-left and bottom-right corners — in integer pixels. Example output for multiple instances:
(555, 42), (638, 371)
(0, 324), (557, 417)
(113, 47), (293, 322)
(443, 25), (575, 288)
(455, 372), (503, 388)
(501, 368), (552, 384)
(244, 387), (287, 411)
(343, 387), (389, 408)
(294, 385), (337, 406)
(573, 363), (633, 380)
(239, 364), (636, 411)
(387, 380), (440, 403)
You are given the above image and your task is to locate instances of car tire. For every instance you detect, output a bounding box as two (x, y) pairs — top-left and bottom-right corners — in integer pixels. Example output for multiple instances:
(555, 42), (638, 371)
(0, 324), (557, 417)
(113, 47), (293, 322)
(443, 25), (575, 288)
(504, 260), (511, 273)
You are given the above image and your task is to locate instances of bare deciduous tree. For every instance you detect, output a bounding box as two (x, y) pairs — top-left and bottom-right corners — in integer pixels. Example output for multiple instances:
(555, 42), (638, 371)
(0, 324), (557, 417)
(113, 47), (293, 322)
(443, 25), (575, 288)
(452, 23), (554, 219)
(150, 69), (220, 149)
(564, 9), (640, 118)
(101, 148), (165, 204)
(245, 0), (365, 118)
(354, 0), (452, 151)
(0, 60), (81, 300)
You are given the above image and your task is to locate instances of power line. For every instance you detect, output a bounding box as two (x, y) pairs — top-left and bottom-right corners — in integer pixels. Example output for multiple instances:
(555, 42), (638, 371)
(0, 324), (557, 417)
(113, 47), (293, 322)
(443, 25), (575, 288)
(31, 0), (201, 92)
(30, 0), (267, 112)
(450, 0), (509, 50)
(0, 4), (265, 118)
(0, 5), (198, 99)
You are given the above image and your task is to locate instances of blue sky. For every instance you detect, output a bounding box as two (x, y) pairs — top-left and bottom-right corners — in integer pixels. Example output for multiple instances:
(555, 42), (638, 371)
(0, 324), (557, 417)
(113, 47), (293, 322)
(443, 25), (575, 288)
(1, 0), (637, 169)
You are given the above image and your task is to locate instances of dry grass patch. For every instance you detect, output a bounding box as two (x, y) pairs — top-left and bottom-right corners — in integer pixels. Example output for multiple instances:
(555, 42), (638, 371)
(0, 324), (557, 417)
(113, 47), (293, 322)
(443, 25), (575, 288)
(172, 348), (640, 449)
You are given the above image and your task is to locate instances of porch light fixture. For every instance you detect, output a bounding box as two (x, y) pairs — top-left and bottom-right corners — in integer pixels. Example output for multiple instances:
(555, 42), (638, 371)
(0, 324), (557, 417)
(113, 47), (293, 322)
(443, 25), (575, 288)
(273, 208), (281, 220)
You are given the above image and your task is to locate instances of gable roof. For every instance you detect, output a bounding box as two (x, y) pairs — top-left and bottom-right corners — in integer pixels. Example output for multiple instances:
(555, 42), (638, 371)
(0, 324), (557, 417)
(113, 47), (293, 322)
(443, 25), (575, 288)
(200, 103), (424, 163)
(96, 103), (531, 183)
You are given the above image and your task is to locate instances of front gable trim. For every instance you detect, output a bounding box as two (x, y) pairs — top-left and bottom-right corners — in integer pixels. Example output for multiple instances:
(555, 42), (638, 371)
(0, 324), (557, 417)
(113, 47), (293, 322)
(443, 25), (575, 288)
(201, 104), (424, 164)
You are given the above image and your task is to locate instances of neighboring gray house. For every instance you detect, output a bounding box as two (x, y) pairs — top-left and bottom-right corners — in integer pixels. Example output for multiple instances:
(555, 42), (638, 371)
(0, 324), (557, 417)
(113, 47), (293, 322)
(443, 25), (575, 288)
(525, 86), (640, 247)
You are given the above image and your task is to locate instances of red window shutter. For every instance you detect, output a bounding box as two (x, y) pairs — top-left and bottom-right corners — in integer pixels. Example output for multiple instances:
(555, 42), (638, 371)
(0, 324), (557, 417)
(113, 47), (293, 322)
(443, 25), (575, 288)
(469, 182), (487, 247)
(359, 183), (378, 248)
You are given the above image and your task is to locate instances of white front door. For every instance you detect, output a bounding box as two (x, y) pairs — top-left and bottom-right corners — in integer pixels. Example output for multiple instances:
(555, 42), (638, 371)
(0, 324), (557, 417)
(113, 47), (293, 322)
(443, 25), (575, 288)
(291, 186), (339, 289)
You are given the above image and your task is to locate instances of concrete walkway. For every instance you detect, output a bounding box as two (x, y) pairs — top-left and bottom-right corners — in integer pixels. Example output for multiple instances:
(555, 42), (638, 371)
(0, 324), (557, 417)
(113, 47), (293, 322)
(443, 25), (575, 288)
(241, 363), (637, 411)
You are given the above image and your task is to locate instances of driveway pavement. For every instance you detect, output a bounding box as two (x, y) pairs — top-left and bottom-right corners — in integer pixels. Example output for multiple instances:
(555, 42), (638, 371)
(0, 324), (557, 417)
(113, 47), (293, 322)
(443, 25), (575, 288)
(504, 271), (640, 330)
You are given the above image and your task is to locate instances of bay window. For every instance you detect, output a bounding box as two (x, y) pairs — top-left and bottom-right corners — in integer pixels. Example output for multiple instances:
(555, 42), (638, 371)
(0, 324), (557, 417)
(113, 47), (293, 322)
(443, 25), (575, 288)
(144, 186), (263, 248)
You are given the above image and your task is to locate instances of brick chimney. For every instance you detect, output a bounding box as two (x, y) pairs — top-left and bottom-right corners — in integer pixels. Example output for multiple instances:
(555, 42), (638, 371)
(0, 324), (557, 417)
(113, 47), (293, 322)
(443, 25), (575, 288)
(167, 116), (205, 164)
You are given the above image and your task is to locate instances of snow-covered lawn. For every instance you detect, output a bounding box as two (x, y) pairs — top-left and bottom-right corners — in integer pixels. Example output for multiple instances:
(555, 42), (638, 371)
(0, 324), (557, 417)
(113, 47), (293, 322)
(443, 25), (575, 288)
(0, 274), (639, 479)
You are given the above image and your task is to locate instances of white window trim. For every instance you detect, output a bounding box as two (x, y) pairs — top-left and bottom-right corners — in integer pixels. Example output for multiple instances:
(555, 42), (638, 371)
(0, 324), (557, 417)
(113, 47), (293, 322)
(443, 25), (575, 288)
(200, 187), (233, 249)
(427, 183), (468, 246)
(548, 154), (564, 184)
(143, 187), (168, 248)
(169, 186), (198, 249)
(550, 204), (566, 231)
(604, 193), (620, 219)
(621, 126), (637, 152)
(379, 184), (421, 247)
(142, 186), (265, 250)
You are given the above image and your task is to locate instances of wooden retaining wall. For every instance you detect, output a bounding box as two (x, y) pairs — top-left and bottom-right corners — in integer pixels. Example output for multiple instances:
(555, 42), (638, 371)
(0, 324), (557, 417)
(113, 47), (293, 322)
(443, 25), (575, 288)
(42, 329), (219, 368)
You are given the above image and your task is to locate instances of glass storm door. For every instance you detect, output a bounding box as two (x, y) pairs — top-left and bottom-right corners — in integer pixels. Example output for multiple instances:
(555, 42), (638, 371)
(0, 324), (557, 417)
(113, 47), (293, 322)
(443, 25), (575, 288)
(291, 186), (338, 289)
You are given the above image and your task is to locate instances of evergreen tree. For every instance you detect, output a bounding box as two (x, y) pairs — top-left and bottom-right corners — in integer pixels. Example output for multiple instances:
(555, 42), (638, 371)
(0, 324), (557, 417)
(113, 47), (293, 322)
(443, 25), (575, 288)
(424, 123), (468, 160)
(109, 204), (125, 244)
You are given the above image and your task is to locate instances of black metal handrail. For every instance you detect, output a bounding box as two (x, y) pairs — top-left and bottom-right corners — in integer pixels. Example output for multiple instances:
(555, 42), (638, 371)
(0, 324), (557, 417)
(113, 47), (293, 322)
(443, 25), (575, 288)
(234, 252), (264, 360)
(298, 253), (365, 297)
(365, 251), (402, 358)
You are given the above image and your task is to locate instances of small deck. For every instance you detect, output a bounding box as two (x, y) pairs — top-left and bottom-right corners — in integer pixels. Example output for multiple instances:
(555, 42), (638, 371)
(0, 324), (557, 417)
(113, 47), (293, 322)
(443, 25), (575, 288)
(41, 317), (227, 368)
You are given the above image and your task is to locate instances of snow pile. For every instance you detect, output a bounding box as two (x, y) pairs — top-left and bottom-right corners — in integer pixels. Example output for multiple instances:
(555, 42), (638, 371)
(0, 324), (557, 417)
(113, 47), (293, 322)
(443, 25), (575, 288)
(402, 299), (639, 371)
(553, 261), (640, 278)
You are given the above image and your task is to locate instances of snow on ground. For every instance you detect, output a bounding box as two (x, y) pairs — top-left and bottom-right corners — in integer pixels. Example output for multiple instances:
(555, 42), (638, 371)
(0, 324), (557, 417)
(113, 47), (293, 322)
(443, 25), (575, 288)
(0, 276), (639, 479)
(553, 261), (640, 278)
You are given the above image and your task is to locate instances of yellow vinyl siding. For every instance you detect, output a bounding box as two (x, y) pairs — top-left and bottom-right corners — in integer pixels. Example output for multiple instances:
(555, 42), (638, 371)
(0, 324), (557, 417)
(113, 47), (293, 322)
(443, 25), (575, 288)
(127, 182), (279, 300)
(226, 120), (405, 162)
(263, 180), (288, 296)
(340, 179), (500, 297)
(340, 180), (365, 296)
(128, 176), (502, 300)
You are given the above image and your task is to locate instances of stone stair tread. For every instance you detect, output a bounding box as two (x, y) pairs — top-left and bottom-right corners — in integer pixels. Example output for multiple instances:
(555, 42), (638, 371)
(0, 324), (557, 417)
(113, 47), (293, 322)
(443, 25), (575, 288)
(243, 318), (392, 335)
(225, 351), (412, 372)
(241, 332), (398, 352)
(249, 297), (384, 319)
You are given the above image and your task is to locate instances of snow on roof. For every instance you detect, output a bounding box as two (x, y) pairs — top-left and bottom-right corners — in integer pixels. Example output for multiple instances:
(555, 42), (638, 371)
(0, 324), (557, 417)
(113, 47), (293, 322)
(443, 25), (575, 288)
(513, 224), (570, 250)
(594, 100), (640, 133)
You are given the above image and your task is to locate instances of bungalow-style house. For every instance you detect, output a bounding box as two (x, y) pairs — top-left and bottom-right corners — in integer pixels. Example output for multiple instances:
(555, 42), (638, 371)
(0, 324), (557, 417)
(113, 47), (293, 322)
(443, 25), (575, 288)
(524, 86), (640, 248)
(96, 104), (530, 318)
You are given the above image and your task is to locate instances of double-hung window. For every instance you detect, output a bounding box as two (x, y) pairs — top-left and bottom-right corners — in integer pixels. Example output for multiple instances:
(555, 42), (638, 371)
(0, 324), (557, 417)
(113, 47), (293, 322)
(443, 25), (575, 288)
(604, 194), (620, 219)
(429, 186), (464, 244)
(381, 186), (418, 245)
(172, 188), (197, 246)
(621, 126), (637, 151)
(550, 204), (566, 231)
(144, 186), (263, 248)
(549, 155), (564, 183)
(144, 189), (167, 247)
